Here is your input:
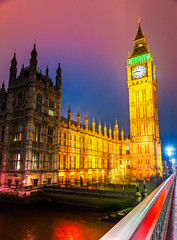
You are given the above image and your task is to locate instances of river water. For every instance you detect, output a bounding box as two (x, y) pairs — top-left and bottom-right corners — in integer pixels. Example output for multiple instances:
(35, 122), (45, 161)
(0, 203), (114, 240)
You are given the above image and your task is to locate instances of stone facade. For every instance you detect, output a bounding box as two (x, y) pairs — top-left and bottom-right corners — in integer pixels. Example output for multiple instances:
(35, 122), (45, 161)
(0, 20), (163, 189)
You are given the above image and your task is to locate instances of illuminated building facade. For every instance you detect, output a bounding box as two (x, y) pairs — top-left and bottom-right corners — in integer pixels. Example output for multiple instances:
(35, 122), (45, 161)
(127, 17), (162, 178)
(0, 19), (162, 188)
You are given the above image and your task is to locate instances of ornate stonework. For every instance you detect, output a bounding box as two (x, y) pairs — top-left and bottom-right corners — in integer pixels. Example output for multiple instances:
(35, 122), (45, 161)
(0, 21), (162, 189)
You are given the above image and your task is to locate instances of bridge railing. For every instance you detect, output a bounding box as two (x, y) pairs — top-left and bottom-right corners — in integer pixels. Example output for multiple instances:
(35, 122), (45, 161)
(100, 174), (175, 240)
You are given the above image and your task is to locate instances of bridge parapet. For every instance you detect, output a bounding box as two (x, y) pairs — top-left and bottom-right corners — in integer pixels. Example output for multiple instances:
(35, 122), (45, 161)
(100, 175), (175, 240)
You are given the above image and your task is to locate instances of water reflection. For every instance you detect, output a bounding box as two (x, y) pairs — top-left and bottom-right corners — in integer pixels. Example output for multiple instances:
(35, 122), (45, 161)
(24, 229), (36, 240)
(53, 222), (94, 240)
(0, 203), (114, 240)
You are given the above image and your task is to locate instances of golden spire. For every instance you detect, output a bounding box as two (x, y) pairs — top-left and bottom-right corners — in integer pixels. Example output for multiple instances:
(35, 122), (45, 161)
(104, 122), (107, 137)
(138, 16), (141, 24)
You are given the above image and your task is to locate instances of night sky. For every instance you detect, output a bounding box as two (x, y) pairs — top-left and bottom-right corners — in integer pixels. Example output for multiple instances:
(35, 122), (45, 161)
(0, 0), (177, 159)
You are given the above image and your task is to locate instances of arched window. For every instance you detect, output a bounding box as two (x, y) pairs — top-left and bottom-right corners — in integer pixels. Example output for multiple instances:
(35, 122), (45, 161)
(36, 93), (42, 112)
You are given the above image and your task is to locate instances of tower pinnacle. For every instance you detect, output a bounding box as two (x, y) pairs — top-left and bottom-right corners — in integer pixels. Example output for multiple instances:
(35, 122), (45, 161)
(30, 44), (37, 70)
(9, 52), (17, 80)
(130, 18), (149, 58)
(138, 16), (141, 24)
(56, 62), (62, 90)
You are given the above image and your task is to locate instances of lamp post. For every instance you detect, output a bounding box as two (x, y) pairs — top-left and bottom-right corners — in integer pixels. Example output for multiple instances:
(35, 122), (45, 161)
(166, 146), (175, 174)
(166, 146), (173, 160)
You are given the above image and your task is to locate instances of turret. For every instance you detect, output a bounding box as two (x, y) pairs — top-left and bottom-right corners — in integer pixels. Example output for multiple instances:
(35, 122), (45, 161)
(98, 121), (102, 135)
(9, 53), (17, 82)
(1, 82), (5, 93)
(56, 62), (62, 90)
(77, 111), (80, 129)
(109, 124), (112, 138)
(68, 106), (71, 126)
(113, 119), (119, 141)
(29, 44), (37, 71)
(104, 122), (107, 137)
(92, 117), (95, 133)
(85, 114), (88, 131)
(121, 128), (124, 141)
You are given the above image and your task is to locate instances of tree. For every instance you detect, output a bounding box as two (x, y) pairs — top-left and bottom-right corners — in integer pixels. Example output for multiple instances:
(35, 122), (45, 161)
(108, 168), (137, 190)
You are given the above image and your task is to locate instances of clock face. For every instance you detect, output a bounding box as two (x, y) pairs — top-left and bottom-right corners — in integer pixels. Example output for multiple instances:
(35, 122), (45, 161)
(132, 65), (146, 78)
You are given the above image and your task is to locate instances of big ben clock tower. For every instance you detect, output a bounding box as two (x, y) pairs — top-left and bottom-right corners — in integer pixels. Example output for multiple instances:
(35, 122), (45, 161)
(127, 17), (163, 179)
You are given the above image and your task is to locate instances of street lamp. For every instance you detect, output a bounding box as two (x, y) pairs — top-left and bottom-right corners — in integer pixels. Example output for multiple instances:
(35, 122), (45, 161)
(166, 146), (173, 158)
(166, 146), (176, 174)
(172, 158), (175, 165)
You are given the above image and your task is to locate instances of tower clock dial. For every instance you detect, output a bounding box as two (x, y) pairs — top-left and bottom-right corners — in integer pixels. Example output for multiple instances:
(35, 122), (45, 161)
(132, 65), (146, 78)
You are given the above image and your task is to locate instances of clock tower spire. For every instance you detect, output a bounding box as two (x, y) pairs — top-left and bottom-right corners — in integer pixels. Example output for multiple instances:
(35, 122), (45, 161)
(127, 18), (162, 179)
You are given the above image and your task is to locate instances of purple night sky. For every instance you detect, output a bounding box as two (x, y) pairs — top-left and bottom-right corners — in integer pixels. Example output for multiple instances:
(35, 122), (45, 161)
(0, 0), (177, 158)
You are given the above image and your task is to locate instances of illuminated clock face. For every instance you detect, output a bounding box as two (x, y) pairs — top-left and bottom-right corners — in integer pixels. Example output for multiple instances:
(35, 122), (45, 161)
(132, 65), (146, 78)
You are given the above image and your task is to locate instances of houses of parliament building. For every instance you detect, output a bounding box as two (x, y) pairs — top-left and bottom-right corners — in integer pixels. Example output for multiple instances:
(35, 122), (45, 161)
(0, 20), (163, 189)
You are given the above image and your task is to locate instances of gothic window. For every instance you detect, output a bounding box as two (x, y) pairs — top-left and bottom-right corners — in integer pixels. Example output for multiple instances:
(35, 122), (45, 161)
(69, 156), (72, 169)
(80, 156), (84, 169)
(59, 155), (63, 169)
(48, 99), (54, 116)
(13, 122), (23, 141)
(74, 156), (76, 169)
(74, 134), (76, 148)
(47, 178), (52, 185)
(32, 152), (39, 170)
(63, 155), (66, 169)
(82, 137), (85, 149)
(89, 139), (92, 150)
(42, 155), (46, 169)
(71, 156), (74, 169)
(48, 126), (53, 144)
(46, 154), (52, 170)
(64, 132), (66, 146)
(36, 93), (42, 112)
(34, 123), (40, 142)
(33, 179), (38, 187)
(78, 136), (81, 148)
(58, 131), (61, 145)
(126, 145), (130, 154)
(11, 152), (21, 170)
(126, 160), (130, 169)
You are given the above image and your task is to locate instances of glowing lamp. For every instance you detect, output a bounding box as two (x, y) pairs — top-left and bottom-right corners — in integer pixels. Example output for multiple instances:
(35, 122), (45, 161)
(166, 146), (173, 157)
(172, 158), (175, 164)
